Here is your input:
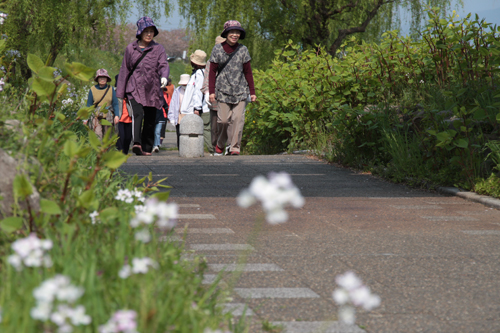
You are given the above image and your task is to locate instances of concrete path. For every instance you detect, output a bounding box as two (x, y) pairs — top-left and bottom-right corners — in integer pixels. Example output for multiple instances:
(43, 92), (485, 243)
(121, 128), (500, 332)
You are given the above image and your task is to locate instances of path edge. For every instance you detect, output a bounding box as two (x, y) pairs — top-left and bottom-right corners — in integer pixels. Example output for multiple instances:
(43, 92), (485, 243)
(437, 187), (500, 210)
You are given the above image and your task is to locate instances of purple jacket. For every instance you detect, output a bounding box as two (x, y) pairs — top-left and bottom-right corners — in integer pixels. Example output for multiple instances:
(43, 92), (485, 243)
(116, 40), (169, 109)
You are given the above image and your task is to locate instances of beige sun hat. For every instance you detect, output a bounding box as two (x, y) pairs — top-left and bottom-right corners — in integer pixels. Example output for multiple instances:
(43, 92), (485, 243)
(190, 50), (207, 66)
(178, 74), (190, 85)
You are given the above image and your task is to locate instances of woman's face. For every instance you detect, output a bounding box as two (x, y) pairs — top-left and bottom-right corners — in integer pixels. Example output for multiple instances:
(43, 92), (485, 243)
(140, 27), (155, 44)
(226, 29), (241, 45)
(97, 77), (108, 87)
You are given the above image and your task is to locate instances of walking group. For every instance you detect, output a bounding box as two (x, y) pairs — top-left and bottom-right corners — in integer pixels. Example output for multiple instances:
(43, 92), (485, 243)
(86, 17), (255, 156)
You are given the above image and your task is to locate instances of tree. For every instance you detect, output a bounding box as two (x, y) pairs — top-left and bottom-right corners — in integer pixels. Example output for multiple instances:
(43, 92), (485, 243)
(179, 0), (458, 69)
(1, 0), (172, 79)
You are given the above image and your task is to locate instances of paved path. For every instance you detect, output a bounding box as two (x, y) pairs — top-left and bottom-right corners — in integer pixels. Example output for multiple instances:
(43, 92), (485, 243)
(121, 129), (500, 332)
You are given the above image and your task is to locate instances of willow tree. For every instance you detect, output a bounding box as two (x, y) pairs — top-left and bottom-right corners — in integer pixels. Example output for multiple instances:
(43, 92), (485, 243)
(1, 0), (171, 78)
(179, 0), (459, 69)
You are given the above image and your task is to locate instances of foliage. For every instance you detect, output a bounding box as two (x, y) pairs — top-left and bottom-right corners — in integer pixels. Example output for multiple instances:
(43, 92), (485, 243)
(245, 8), (500, 192)
(179, 0), (456, 69)
(1, 0), (172, 79)
(0, 53), (237, 332)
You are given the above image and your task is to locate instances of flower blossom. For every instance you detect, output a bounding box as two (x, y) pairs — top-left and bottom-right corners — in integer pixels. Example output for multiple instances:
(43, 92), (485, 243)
(90, 211), (99, 224)
(99, 310), (138, 333)
(115, 189), (144, 204)
(0, 13), (7, 25)
(130, 199), (178, 242)
(8, 234), (53, 271)
(61, 98), (73, 106)
(118, 257), (158, 279)
(237, 172), (304, 224)
(31, 275), (91, 332)
(332, 271), (381, 325)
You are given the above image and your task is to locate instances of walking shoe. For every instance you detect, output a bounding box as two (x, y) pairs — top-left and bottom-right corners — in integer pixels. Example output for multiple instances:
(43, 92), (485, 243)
(214, 145), (223, 156)
(152, 146), (160, 153)
(142, 151), (152, 156)
(225, 145), (230, 156)
(132, 145), (143, 156)
(230, 151), (240, 156)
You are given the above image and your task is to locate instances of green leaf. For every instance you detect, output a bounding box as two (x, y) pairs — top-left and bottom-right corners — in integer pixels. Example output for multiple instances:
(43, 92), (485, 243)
(99, 207), (118, 221)
(148, 172), (153, 182)
(65, 62), (95, 81)
(78, 190), (95, 209)
(63, 140), (78, 158)
(88, 130), (100, 151)
(455, 138), (469, 149)
(38, 66), (56, 82)
(100, 119), (112, 126)
(40, 199), (62, 215)
(496, 113), (500, 121)
(13, 174), (33, 200)
(0, 217), (23, 233)
(103, 150), (128, 169)
(27, 54), (44, 74)
(32, 77), (56, 97)
(151, 191), (170, 201)
(77, 106), (93, 120)
(474, 109), (487, 120)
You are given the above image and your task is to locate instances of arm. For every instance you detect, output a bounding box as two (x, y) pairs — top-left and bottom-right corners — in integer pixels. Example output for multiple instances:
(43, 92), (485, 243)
(157, 45), (170, 80)
(116, 47), (131, 99)
(209, 62), (218, 104)
(168, 89), (179, 124)
(192, 69), (204, 112)
(243, 61), (256, 96)
(86, 89), (94, 107)
(111, 88), (120, 117)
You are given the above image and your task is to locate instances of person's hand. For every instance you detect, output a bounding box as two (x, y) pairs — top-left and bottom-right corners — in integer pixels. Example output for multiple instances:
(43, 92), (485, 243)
(194, 110), (200, 116)
(161, 77), (167, 88)
(114, 116), (119, 124)
(209, 94), (216, 104)
(251, 95), (257, 102)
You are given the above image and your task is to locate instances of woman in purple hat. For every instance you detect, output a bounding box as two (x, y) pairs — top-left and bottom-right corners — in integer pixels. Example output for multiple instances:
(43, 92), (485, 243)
(86, 68), (120, 140)
(208, 20), (256, 156)
(116, 16), (170, 156)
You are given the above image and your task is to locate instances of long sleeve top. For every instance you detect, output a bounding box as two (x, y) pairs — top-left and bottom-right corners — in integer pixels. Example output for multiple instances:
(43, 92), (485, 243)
(86, 85), (120, 117)
(168, 86), (185, 126)
(116, 40), (170, 109)
(180, 68), (208, 114)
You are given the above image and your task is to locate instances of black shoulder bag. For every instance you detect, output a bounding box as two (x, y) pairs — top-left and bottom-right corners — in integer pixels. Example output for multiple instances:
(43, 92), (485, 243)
(216, 44), (242, 77)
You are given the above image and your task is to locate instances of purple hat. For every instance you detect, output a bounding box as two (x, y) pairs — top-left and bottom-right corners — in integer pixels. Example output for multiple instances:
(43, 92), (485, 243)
(94, 68), (111, 82)
(221, 20), (246, 40)
(136, 16), (159, 39)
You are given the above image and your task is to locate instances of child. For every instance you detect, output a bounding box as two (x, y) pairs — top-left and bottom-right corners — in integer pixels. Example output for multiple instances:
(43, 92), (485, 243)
(160, 78), (174, 145)
(180, 50), (208, 118)
(168, 74), (190, 149)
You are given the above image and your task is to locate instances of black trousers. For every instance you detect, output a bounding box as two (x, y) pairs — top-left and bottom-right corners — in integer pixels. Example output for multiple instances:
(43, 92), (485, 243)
(175, 124), (180, 149)
(130, 99), (156, 153)
(116, 122), (132, 154)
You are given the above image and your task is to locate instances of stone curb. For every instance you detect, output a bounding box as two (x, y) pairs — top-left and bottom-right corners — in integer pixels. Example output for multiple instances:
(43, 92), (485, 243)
(437, 187), (500, 210)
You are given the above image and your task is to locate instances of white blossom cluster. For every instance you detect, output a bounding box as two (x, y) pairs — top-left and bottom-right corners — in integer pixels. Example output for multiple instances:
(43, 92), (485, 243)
(130, 198), (178, 243)
(89, 211), (99, 224)
(31, 275), (91, 332)
(7, 234), (53, 271)
(118, 257), (158, 279)
(332, 271), (381, 325)
(0, 78), (5, 92)
(115, 189), (145, 204)
(99, 310), (138, 333)
(0, 13), (7, 25)
(61, 98), (74, 106)
(237, 172), (305, 224)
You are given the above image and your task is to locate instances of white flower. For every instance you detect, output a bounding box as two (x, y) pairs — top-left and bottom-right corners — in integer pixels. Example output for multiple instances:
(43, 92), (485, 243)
(31, 302), (52, 321)
(9, 234), (53, 270)
(90, 211), (99, 224)
(362, 294), (381, 311)
(134, 229), (151, 243)
(130, 199), (177, 231)
(118, 265), (132, 279)
(237, 172), (304, 224)
(332, 289), (349, 305)
(419, 80), (424, 84)
(336, 271), (362, 291)
(132, 257), (158, 274)
(349, 285), (371, 307)
(7, 254), (22, 271)
(338, 306), (356, 325)
(99, 310), (138, 333)
(67, 305), (91, 325)
(56, 285), (84, 303)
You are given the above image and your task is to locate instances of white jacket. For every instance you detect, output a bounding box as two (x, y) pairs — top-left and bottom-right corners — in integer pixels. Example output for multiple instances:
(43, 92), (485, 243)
(180, 69), (208, 115)
(168, 86), (185, 126)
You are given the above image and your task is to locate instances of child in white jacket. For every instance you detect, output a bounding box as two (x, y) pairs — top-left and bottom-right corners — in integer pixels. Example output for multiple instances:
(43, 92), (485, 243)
(168, 74), (190, 149)
(180, 50), (209, 116)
